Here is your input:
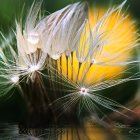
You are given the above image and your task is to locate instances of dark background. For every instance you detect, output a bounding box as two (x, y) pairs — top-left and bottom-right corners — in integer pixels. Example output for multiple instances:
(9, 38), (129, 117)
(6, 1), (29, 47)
(0, 0), (140, 30)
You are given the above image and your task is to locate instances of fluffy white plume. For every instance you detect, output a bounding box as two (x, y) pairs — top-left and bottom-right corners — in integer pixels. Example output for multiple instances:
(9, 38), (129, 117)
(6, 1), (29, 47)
(35, 2), (88, 59)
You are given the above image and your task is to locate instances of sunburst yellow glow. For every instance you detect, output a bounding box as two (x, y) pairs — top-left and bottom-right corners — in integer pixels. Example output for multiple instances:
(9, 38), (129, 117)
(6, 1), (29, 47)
(59, 122), (123, 140)
(57, 7), (137, 86)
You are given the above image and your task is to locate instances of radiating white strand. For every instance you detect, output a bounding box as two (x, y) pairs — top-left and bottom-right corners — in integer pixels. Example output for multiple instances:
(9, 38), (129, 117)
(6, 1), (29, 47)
(14, 1), (49, 81)
(76, 0), (140, 66)
(25, 0), (43, 34)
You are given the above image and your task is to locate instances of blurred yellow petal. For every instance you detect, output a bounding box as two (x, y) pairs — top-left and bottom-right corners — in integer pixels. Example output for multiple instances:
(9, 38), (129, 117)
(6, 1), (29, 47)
(58, 4), (138, 86)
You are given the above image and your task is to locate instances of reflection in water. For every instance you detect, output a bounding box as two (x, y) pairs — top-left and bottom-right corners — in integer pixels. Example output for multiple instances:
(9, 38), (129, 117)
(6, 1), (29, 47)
(0, 123), (140, 140)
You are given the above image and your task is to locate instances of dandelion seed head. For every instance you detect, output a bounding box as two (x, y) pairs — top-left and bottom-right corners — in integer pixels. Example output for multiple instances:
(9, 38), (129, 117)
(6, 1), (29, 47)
(57, 1), (139, 86)
(41, 2), (88, 59)
(14, 1), (48, 79)
(11, 76), (19, 83)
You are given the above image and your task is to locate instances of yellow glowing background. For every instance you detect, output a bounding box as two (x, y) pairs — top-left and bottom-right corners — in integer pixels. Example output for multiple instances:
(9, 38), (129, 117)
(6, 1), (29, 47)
(59, 122), (123, 140)
(57, 6), (137, 86)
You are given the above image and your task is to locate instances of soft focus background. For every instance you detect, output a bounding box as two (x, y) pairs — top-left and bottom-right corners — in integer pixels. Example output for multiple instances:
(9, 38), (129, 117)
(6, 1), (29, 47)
(0, 0), (140, 139)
